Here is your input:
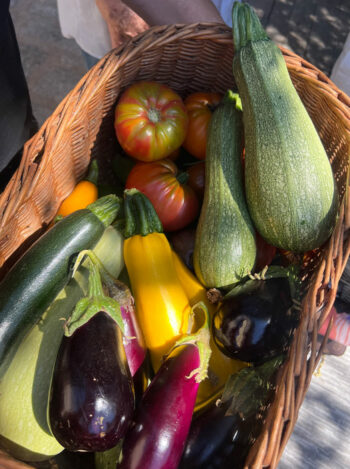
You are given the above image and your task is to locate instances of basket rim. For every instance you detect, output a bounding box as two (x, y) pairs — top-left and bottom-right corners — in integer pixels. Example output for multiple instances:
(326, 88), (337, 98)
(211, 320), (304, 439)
(0, 22), (349, 469)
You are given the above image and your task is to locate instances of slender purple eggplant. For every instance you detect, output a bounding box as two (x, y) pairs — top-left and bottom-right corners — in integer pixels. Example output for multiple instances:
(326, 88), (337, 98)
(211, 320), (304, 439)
(104, 274), (146, 378)
(118, 303), (212, 469)
(49, 253), (135, 452)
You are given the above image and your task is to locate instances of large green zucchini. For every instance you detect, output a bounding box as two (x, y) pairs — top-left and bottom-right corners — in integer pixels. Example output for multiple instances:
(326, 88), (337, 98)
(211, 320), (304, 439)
(232, 2), (338, 252)
(194, 91), (256, 289)
(0, 195), (120, 378)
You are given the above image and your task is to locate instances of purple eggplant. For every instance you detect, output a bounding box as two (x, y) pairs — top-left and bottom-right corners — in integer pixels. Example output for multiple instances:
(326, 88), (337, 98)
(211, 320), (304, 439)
(213, 276), (297, 364)
(49, 251), (135, 452)
(179, 355), (284, 468)
(118, 302), (211, 469)
(106, 279), (146, 377)
(49, 312), (134, 452)
(179, 401), (252, 469)
(118, 344), (200, 469)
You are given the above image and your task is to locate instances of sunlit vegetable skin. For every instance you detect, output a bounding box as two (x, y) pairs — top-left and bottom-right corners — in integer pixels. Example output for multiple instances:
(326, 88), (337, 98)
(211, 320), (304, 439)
(232, 2), (338, 252)
(49, 312), (134, 452)
(114, 81), (188, 162)
(173, 252), (247, 412)
(124, 233), (191, 372)
(118, 345), (200, 469)
(193, 91), (256, 289)
(0, 196), (120, 378)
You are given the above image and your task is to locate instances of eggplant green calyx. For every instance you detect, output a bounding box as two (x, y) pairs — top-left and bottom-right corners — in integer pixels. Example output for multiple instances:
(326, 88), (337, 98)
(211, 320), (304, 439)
(124, 188), (163, 238)
(65, 250), (124, 337)
(169, 301), (212, 384)
(223, 90), (242, 111)
(232, 2), (268, 52)
(87, 194), (122, 227)
(224, 264), (302, 302)
(219, 354), (285, 419)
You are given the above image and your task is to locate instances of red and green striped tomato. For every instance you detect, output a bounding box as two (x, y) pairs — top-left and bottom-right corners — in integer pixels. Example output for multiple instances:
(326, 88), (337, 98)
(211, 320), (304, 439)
(114, 81), (189, 162)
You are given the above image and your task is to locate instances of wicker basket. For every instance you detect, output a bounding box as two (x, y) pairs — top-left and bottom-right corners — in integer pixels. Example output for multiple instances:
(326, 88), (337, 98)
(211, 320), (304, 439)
(0, 23), (349, 469)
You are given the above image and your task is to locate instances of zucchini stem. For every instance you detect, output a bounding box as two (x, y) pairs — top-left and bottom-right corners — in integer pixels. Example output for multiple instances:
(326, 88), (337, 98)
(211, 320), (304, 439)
(232, 2), (268, 52)
(88, 195), (122, 227)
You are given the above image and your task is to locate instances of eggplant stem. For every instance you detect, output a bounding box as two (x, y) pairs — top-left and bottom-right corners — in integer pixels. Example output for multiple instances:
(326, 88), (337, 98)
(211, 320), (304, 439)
(168, 301), (212, 384)
(66, 250), (124, 336)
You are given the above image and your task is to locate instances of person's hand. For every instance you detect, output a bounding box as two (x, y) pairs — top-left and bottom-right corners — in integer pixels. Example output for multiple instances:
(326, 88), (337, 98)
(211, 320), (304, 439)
(96, 0), (149, 49)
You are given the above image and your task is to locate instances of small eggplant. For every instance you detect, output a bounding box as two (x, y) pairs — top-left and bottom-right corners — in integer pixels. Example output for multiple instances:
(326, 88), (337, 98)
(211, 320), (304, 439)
(179, 355), (283, 469)
(49, 312), (134, 451)
(106, 278), (146, 378)
(179, 402), (252, 469)
(106, 277), (148, 405)
(118, 304), (211, 469)
(213, 275), (296, 364)
(49, 252), (135, 452)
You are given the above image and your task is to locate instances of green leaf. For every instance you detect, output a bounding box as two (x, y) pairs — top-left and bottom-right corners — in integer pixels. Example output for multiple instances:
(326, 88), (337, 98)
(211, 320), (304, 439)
(220, 355), (285, 418)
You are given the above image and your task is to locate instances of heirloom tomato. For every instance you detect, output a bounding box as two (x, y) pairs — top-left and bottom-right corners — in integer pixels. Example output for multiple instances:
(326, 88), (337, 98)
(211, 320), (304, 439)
(182, 92), (222, 160)
(114, 81), (188, 162)
(125, 159), (199, 232)
(187, 162), (205, 199)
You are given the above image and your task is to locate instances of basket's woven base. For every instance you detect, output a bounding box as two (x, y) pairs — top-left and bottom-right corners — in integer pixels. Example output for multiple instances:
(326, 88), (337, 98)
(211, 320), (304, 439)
(0, 24), (349, 469)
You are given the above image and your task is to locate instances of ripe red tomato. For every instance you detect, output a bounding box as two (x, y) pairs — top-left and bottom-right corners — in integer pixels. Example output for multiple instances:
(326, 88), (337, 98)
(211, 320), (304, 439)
(125, 159), (199, 232)
(254, 232), (277, 272)
(187, 162), (205, 199)
(114, 81), (189, 162)
(182, 92), (222, 160)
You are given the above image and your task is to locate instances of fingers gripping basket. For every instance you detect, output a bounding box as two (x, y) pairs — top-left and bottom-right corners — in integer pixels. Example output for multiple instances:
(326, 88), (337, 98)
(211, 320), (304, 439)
(0, 24), (349, 469)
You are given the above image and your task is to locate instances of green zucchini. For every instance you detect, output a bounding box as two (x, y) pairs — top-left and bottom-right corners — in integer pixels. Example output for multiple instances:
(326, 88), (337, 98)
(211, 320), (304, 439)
(0, 195), (121, 378)
(0, 225), (125, 461)
(193, 91), (256, 289)
(232, 2), (338, 252)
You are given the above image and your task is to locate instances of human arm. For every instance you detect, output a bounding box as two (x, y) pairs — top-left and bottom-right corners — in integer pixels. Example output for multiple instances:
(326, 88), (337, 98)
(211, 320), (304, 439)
(121, 0), (224, 26)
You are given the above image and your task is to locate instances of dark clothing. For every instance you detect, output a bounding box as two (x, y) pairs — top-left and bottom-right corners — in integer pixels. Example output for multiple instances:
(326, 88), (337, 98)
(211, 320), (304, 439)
(0, 1), (37, 191)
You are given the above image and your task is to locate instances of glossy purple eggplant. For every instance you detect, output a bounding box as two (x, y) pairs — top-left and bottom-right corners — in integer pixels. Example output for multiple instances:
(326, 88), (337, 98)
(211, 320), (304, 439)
(179, 402), (254, 469)
(106, 279), (146, 377)
(213, 277), (295, 364)
(49, 312), (134, 452)
(179, 355), (283, 469)
(118, 344), (201, 469)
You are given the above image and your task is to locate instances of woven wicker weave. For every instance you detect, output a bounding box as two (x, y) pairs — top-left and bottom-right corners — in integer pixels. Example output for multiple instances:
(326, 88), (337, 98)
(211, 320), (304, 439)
(0, 24), (349, 469)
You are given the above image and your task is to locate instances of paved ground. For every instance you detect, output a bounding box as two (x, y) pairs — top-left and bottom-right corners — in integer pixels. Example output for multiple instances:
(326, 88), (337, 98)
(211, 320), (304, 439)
(8, 0), (350, 468)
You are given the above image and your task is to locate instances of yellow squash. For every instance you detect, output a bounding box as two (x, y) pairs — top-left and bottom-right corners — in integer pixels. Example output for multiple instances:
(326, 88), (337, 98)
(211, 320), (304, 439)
(123, 190), (192, 372)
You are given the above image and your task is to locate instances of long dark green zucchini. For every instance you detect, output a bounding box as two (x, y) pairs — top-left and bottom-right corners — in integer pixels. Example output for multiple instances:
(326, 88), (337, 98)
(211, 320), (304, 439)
(0, 195), (121, 377)
(232, 2), (338, 252)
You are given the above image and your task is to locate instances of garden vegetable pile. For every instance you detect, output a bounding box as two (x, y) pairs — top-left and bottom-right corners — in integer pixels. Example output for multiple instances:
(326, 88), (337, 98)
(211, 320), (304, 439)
(0, 3), (340, 469)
